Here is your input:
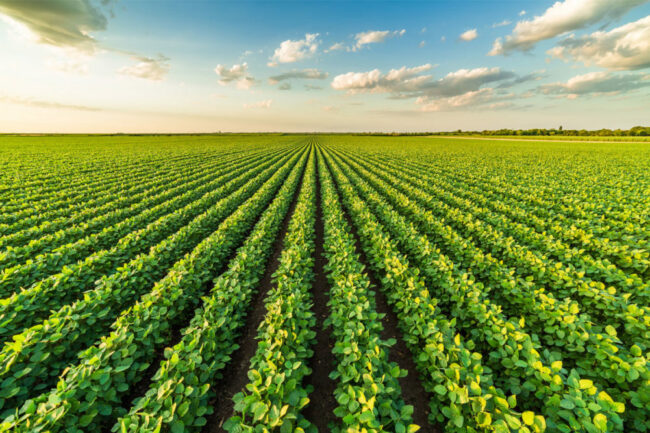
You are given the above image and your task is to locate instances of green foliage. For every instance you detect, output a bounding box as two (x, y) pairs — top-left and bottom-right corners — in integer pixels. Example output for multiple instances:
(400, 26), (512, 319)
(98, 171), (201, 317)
(318, 151), (417, 432)
(113, 147), (308, 433)
(225, 148), (318, 433)
(0, 147), (306, 431)
(0, 134), (647, 433)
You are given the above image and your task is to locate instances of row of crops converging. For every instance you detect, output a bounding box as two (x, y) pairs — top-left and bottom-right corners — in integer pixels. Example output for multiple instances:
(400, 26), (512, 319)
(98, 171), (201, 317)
(0, 135), (647, 433)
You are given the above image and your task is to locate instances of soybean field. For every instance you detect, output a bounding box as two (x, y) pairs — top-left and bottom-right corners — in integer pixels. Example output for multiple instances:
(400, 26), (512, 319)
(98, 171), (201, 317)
(0, 134), (648, 433)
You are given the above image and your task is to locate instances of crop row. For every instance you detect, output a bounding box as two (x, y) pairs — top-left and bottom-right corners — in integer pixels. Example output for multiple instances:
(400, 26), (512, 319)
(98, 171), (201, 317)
(0, 147), (290, 299)
(0, 148), (282, 268)
(316, 149), (419, 433)
(115, 144), (308, 432)
(0, 150), (224, 224)
(0, 148), (252, 247)
(325, 148), (636, 432)
(0, 145), (308, 431)
(0, 148), (304, 418)
(334, 149), (649, 431)
(335, 147), (650, 349)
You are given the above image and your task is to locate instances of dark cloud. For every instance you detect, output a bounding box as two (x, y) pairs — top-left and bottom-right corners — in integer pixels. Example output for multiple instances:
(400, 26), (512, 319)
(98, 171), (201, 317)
(0, 0), (114, 53)
(539, 71), (650, 97)
(268, 68), (328, 84)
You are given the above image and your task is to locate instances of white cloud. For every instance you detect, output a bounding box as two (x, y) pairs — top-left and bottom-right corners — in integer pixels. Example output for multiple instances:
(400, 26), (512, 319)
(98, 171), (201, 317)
(0, 0), (173, 84)
(549, 15), (650, 70)
(539, 71), (650, 97)
(243, 99), (272, 109)
(419, 40), (426, 48)
(429, 67), (517, 96)
(327, 42), (345, 52)
(331, 65), (520, 100)
(268, 68), (328, 84)
(356, 30), (390, 46)
(441, 36), (447, 42)
(459, 29), (478, 41)
(118, 55), (170, 81)
(492, 20), (512, 28)
(353, 29), (405, 50)
(331, 65), (532, 112)
(214, 63), (255, 89)
(331, 64), (434, 94)
(519, 10), (527, 16)
(416, 88), (512, 111)
(0, 0), (114, 53)
(268, 33), (319, 66)
(489, 0), (647, 55)
(331, 69), (381, 92)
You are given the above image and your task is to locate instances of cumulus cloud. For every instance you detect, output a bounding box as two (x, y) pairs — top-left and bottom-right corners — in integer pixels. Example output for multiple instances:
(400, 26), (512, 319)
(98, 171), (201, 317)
(0, 0), (173, 81)
(489, 0), (647, 55)
(459, 29), (478, 41)
(243, 99), (272, 109)
(278, 83), (291, 90)
(0, 0), (113, 53)
(331, 64), (435, 94)
(118, 55), (170, 81)
(548, 15), (650, 70)
(354, 29), (405, 50)
(331, 65), (523, 100)
(214, 63), (255, 89)
(268, 68), (328, 84)
(416, 88), (515, 111)
(331, 65), (533, 112)
(539, 71), (650, 98)
(268, 33), (319, 66)
(429, 67), (516, 96)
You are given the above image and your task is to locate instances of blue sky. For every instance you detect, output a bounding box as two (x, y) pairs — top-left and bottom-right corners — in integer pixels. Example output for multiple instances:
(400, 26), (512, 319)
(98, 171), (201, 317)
(0, 0), (649, 132)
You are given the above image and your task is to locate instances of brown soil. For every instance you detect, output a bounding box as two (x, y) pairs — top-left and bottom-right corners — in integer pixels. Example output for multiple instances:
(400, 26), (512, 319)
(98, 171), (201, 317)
(321, 148), (439, 433)
(108, 155), (306, 433)
(100, 282), (212, 433)
(204, 161), (306, 433)
(301, 152), (339, 431)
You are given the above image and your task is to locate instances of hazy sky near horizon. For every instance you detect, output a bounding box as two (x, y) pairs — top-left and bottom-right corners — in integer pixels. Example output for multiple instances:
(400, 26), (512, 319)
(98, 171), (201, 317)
(1, 0), (650, 133)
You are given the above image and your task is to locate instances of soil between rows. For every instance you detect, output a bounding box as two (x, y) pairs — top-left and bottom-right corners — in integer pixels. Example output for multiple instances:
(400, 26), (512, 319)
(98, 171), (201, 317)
(321, 147), (439, 433)
(301, 150), (339, 430)
(101, 156), (304, 433)
(205, 155), (307, 433)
